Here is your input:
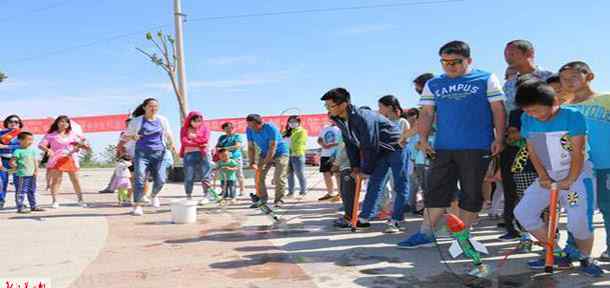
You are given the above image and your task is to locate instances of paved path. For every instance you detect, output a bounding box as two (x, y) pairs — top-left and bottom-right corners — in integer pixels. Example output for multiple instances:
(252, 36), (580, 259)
(1, 168), (609, 287)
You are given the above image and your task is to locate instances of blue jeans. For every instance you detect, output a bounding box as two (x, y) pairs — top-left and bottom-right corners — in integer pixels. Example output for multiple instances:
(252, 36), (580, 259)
(183, 151), (212, 196)
(221, 180), (236, 198)
(359, 149), (410, 222)
(15, 176), (36, 209)
(288, 156), (307, 195)
(133, 149), (167, 203)
(0, 158), (15, 204)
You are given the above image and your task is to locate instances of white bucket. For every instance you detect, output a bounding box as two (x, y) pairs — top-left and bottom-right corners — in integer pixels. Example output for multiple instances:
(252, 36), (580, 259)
(170, 200), (198, 224)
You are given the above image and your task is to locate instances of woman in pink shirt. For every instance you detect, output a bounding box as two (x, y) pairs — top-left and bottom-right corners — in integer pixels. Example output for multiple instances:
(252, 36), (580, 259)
(39, 115), (90, 209)
(180, 111), (211, 202)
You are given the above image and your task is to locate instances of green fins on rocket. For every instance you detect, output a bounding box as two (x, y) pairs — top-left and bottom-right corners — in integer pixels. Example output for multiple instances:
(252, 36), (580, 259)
(446, 213), (490, 278)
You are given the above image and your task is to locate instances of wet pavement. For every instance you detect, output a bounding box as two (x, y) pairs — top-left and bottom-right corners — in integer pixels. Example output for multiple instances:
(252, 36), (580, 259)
(1, 168), (609, 287)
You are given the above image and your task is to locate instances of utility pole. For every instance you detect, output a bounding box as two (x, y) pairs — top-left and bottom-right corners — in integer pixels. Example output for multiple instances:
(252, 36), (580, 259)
(174, 0), (188, 117)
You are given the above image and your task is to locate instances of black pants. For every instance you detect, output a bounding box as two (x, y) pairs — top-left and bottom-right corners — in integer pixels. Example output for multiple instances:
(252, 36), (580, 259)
(500, 146), (519, 234)
(339, 170), (356, 220)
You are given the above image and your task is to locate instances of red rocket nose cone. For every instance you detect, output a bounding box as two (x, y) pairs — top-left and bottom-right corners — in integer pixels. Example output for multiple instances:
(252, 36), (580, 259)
(446, 213), (465, 233)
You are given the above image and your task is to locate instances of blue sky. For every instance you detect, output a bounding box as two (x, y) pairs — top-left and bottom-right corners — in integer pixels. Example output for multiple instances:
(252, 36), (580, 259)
(2, 0), (610, 154)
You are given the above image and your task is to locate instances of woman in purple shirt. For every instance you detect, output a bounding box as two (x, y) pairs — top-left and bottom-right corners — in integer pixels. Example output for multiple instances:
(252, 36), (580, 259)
(126, 98), (176, 216)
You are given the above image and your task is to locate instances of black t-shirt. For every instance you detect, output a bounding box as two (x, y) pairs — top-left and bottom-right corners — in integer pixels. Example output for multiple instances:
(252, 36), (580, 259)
(509, 109), (523, 130)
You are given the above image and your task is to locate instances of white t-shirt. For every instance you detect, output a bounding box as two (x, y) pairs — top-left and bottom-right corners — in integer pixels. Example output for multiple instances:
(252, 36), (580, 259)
(319, 126), (342, 157)
(396, 118), (409, 132)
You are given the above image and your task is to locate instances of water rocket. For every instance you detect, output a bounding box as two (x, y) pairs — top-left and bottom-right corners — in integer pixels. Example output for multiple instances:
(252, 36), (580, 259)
(249, 193), (281, 223)
(446, 213), (490, 278)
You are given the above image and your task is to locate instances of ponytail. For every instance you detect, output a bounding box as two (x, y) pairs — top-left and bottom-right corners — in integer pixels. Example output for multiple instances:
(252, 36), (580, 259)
(378, 95), (406, 119)
(132, 98), (158, 118)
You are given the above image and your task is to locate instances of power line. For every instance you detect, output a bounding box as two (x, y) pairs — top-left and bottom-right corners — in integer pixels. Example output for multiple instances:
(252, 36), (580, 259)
(5, 0), (464, 65)
(189, 0), (463, 22)
(7, 24), (170, 64)
(0, 0), (76, 23)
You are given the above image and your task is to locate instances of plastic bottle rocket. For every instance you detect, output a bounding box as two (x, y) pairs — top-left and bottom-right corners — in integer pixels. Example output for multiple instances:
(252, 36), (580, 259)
(446, 213), (490, 278)
(249, 193), (281, 223)
(206, 187), (226, 205)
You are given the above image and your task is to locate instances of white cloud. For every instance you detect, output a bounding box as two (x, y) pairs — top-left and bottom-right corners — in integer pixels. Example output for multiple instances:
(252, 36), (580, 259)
(340, 24), (398, 34)
(207, 56), (257, 65)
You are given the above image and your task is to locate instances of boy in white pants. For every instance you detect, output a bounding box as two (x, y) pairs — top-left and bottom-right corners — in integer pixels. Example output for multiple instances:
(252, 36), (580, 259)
(513, 77), (603, 277)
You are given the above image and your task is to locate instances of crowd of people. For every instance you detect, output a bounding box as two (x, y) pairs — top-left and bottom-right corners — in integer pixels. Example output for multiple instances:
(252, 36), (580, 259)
(319, 39), (609, 277)
(1, 39), (609, 278)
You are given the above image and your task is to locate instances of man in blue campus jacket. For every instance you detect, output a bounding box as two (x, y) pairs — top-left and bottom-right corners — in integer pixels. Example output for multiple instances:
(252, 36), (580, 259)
(321, 88), (408, 232)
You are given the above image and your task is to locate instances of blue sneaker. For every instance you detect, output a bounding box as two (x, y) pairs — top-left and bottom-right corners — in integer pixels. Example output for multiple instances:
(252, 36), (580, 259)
(397, 232), (435, 249)
(580, 259), (604, 277)
(498, 232), (521, 242)
(527, 255), (572, 270)
(563, 245), (583, 262)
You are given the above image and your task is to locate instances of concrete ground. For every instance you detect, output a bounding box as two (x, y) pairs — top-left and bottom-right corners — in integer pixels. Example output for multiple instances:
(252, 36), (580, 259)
(1, 167), (609, 288)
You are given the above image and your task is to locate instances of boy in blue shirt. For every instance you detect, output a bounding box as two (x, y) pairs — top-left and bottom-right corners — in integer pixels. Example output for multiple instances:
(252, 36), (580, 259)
(559, 61), (610, 262)
(513, 79), (603, 277)
(246, 114), (289, 207)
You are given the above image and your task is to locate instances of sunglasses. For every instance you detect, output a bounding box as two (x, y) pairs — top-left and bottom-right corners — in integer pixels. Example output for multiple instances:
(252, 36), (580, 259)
(7, 120), (20, 124)
(324, 103), (339, 110)
(440, 58), (464, 66)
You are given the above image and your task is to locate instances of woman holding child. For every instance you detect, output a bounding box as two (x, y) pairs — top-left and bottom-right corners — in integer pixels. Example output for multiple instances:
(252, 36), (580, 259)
(0, 115), (24, 209)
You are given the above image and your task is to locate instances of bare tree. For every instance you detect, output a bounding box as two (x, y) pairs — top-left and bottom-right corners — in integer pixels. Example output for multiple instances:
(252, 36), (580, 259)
(0, 72), (6, 83)
(137, 31), (187, 122)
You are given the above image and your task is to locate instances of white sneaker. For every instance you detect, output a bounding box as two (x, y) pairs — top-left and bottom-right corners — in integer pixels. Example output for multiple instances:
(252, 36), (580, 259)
(141, 196), (151, 204)
(151, 197), (161, 208)
(78, 201), (88, 208)
(383, 220), (400, 234)
(51, 202), (60, 209)
(199, 198), (210, 205)
(131, 206), (144, 216)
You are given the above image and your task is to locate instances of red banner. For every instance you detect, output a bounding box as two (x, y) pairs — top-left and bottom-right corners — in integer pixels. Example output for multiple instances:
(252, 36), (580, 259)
(23, 114), (130, 135)
(206, 114), (330, 136)
(22, 113), (331, 136)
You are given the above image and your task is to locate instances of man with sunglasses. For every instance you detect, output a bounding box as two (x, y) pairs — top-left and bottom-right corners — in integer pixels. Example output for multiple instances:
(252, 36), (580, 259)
(398, 41), (506, 248)
(0, 115), (24, 209)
